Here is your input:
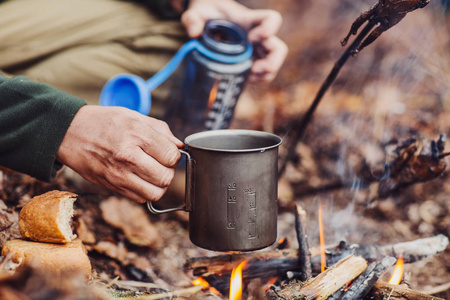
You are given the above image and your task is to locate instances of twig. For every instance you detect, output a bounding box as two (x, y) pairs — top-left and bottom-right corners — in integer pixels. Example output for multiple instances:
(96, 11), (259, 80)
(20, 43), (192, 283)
(418, 282), (450, 296)
(370, 281), (446, 300)
(294, 204), (312, 281)
(118, 285), (203, 300)
(278, 21), (377, 177)
(329, 256), (396, 300)
(267, 255), (368, 300)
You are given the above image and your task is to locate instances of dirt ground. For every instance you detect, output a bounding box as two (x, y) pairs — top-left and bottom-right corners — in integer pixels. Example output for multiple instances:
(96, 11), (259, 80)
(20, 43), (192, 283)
(0, 0), (449, 299)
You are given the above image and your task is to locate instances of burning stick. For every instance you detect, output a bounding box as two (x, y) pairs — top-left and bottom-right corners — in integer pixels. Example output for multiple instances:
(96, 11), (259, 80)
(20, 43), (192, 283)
(279, 0), (431, 177)
(186, 234), (449, 280)
(311, 234), (449, 274)
(266, 255), (368, 300)
(328, 256), (396, 300)
(294, 205), (312, 281)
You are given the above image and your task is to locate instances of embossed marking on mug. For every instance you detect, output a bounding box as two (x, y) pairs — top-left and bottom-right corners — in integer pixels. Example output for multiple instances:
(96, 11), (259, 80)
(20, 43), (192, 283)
(227, 183), (237, 229)
(245, 188), (257, 239)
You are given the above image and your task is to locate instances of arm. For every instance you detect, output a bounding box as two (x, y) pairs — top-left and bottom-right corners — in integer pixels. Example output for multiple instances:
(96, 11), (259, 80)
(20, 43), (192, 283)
(0, 75), (184, 204)
(0, 75), (86, 181)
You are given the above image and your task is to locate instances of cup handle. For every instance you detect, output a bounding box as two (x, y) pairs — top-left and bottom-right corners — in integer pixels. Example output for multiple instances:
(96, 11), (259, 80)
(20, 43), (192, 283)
(147, 149), (194, 214)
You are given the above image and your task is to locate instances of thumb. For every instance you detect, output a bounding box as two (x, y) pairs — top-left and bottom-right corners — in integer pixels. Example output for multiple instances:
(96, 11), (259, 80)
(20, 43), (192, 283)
(181, 10), (206, 38)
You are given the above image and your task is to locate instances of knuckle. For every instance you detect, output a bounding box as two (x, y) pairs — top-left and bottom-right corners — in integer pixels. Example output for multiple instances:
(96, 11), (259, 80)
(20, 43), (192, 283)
(269, 10), (283, 25)
(155, 119), (171, 131)
(111, 147), (135, 165)
(165, 148), (181, 167)
(147, 187), (167, 202)
(158, 168), (175, 188)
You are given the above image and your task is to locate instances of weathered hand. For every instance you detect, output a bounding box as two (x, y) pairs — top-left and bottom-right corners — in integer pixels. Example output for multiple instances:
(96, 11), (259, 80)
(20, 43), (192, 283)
(56, 106), (183, 203)
(181, 0), (288, 82)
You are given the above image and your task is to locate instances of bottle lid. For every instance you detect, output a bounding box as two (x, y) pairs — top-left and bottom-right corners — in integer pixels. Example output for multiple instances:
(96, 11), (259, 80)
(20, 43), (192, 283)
(199, 20), (249, 55)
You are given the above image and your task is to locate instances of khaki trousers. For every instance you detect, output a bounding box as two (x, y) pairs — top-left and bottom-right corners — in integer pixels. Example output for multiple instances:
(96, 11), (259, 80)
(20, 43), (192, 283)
(0, 0), (187, 118)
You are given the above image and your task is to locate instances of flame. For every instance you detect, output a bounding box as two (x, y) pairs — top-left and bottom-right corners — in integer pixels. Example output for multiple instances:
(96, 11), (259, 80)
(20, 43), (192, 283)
(229, 260), (246, 300)
(388, 257), (404, 285)
(318, 200), (326, 272)
(192, 277), (210, 290)
(264, 277), (278, 291)
(192, 277), (221, 295)
(208, 79), (220, 109)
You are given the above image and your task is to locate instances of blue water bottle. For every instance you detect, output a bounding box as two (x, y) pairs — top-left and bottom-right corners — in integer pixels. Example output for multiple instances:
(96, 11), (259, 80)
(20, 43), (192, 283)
(100, 19), (253, 138)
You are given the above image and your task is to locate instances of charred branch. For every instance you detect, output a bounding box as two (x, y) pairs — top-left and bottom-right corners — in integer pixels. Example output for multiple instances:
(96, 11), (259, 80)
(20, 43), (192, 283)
(328, 256), (396, 300)
(266, 255), (367, 300)
(186, 235), (449, 282)
(312, 234), (449, 274)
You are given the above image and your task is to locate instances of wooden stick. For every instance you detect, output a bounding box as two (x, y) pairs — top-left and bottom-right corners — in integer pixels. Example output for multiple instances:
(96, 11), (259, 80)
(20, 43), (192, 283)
(118, 286), (203, 300)
(294, 205), (312, 281)
(328, 256), (396, 300)
(312, 234), (449, 274)
(186, 235), (449, 278)
(185, 249), (299, 276)
(278, 21), (376, 177)
(266, 255), (367, 300)
(370, 281), (445, 300)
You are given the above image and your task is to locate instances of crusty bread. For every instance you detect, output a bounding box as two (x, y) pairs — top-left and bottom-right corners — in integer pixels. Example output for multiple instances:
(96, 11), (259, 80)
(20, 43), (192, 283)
(19, 190), (77, 243)
(1, 238), (91, 279)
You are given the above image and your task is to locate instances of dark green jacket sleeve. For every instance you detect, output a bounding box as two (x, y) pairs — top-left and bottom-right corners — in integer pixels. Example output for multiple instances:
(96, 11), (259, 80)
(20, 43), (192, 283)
(0, 75), (87, 182)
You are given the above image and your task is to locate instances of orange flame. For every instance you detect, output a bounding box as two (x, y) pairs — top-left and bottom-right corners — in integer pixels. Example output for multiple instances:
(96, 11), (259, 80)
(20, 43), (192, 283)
(208, 79), (220, 109)
(264, 277), (278, 291)
(229, 260), (246, 300)
(388, 257), (404, 285)
(318, 200), (326, 272)
(192, 277), (221, 295)
(192, 277), (210, 290)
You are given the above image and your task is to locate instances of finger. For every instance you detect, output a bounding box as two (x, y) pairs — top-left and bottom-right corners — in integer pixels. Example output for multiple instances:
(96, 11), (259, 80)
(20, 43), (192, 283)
(250, 36), (288, 82)
(246, 9), (283, 42)
(140, 130), (181, 168)
(131, 148), (177, 189)
(143, 117), (184, 148)
(181, 9), (209, 38)
(110, 172), (169, 203)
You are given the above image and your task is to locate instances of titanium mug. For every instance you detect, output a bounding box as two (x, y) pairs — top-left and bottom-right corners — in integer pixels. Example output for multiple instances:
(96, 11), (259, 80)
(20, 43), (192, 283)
(147, 129), (282, 252)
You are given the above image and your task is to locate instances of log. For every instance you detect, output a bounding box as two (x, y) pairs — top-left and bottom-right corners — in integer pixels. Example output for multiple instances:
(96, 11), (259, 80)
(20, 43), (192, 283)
(312, 234), (449, 274)
(294, 205), (312, 281)
(370, 281), (445, 300)
(328, 256), (396, 300)
(266, 255), (367, 300)
(185, 249), (299, 276)
(186, 235), (449, 278)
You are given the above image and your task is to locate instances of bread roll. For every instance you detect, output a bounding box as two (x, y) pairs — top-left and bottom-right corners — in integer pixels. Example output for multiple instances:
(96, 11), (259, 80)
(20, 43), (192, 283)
(19, 190), (77, 243)
(1, 238), (91, 279)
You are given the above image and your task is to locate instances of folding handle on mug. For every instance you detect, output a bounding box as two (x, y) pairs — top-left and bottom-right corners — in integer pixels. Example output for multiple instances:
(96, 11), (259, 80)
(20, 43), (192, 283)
(147, 149), (195, 214)
(100, 38), (253, 115)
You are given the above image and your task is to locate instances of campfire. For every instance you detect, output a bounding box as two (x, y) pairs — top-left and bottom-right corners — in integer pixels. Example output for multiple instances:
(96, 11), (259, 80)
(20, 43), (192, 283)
(184, 203), (448, 299)
(0, 0), (449, 299)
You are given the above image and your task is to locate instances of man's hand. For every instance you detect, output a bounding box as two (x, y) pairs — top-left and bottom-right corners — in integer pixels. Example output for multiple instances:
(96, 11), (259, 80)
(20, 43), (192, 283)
(57, 106), (184, 203)
(181, 0), (288, 83)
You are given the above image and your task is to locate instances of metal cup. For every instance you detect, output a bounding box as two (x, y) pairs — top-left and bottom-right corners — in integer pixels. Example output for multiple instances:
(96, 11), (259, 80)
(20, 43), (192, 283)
(148, 129), (282, 252)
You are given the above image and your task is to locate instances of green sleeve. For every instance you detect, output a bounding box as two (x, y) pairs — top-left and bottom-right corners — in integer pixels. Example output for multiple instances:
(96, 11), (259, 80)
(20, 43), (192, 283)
(0, 75), (87, 182)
